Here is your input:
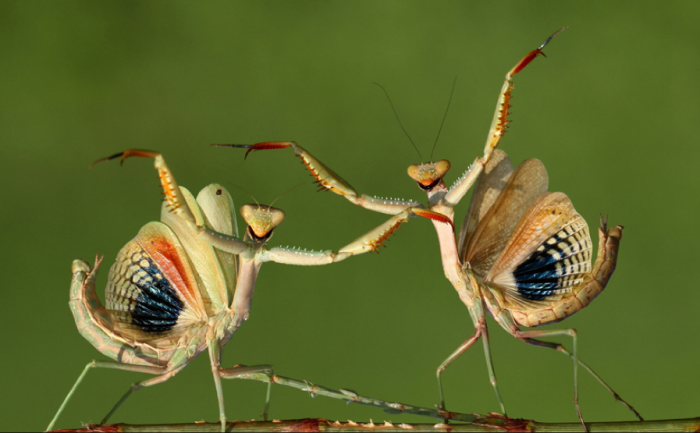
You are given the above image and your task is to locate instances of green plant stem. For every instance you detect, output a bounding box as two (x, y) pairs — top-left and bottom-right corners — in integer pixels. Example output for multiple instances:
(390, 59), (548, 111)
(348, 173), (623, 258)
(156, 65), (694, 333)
(49, 371), (700, 432)
(50, 417), (700, 432)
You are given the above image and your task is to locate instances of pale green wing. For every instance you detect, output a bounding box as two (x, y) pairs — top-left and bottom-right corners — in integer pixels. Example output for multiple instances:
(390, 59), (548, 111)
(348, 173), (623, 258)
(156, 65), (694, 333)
(485, 192), (592, 310)
(458, 149), (514, 260)
(462, 158), (549, 278)
(105, 221), (206, 346)
(196, 184), (239, 307)
(161, 186), (229, 316)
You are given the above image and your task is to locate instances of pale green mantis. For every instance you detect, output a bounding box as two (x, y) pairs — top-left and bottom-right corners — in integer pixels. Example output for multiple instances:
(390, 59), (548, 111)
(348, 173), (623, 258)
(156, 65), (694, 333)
(216, 28), (643, 430)
(47, 149), (448, 432)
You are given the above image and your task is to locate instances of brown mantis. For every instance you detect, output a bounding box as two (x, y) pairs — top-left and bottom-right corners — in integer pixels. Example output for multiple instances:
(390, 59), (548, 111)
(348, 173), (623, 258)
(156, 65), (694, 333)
(46, 150), (447, 432)
(216, 28), (643, 429)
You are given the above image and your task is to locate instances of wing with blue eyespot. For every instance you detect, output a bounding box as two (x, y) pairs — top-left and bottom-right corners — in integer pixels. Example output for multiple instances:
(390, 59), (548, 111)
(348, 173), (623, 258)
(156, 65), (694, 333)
(105, 222), (206, 345)
(485, 192), (592, 309)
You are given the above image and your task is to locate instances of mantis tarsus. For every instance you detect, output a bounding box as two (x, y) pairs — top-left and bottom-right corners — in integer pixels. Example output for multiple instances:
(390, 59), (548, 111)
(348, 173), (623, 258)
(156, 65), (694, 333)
(47, 150), (446, 432)
(217, 28), (642, 430)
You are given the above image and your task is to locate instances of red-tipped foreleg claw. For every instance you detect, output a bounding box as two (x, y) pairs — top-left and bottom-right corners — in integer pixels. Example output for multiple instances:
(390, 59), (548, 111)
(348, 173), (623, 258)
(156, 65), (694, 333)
(212, 141), (296, 159)
(412, 208), (454, 230)
(90, 149), (160, 168)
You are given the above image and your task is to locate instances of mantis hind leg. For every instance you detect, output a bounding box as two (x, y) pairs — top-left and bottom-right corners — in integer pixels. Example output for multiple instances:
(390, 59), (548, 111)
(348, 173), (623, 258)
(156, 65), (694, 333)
(519, 336), (643, 421)
(99, 366), (182, 427)
(46, 360), (167, 431)
(514, 328), (587, 431)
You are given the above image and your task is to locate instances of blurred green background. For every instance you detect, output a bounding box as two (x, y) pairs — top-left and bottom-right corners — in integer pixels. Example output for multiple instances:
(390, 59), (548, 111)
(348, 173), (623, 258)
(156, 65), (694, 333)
(1, 1), (698, 431)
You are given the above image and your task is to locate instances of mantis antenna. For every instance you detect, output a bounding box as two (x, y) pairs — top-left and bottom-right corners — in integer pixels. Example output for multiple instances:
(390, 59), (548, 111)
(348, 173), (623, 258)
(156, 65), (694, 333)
(373, 82), (423, 163)
(430, 76), (457, 162)
(225, 181), (305, 209)
(225, 181), (261, 207)
(269, 183), (305, 207)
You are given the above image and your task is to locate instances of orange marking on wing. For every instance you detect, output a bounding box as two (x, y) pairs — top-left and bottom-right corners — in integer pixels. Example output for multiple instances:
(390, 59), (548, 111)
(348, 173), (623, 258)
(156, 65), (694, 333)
(414, 209), (454, 229)
(143, 234), (199, 308)
(369, 221), (403, 253)
(245, 142), (293, 159)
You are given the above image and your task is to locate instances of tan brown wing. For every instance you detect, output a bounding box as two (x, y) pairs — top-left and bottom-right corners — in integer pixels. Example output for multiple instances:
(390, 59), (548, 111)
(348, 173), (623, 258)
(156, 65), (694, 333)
(462, 158), (549, 278)
(458, 149), (514, 259)
(485, 192), (592, 310)
(105, 222), (206, 345)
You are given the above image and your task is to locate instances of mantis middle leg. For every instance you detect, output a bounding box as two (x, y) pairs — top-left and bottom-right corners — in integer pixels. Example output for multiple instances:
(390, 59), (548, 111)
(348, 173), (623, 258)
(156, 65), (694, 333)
(436, 301), (506, 416)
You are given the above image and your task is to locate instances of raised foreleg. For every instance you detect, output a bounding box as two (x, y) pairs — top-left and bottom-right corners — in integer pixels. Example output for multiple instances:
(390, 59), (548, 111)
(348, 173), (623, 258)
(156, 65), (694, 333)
(214, 141), (420, 215)
(445, 27), (567, 206)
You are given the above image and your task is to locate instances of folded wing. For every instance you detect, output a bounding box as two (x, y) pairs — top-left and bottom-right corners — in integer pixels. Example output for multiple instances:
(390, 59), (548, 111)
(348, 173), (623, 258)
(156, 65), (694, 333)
(458, 149), (514, 258)
(461, 155), (549, 278)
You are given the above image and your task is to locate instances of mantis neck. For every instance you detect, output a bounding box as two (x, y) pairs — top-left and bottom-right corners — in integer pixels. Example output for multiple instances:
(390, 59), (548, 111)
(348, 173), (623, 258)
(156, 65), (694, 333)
(427, 181), (448, 208)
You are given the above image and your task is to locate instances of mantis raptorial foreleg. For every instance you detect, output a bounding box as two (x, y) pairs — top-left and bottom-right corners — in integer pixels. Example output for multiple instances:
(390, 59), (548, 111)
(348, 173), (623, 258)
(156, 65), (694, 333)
(216, 30), (568, 213)
(214, 141), (420, 215)
(93, 150), (197, 224)
(200, 206), (453, 265)
(444, 28), (567, 206)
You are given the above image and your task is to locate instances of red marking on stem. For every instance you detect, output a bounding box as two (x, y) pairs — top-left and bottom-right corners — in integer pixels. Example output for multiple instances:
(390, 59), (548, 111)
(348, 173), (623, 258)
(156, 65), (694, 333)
(54, 424), (124, 432)
(286, 419), (321, 432)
